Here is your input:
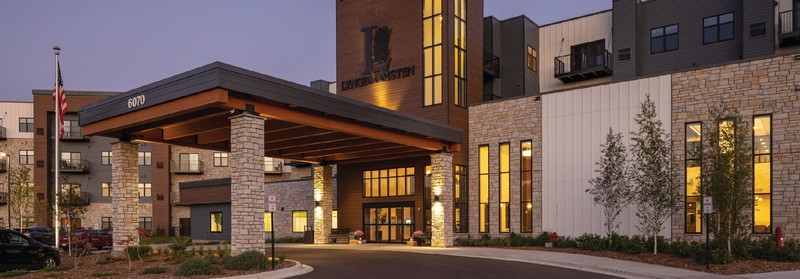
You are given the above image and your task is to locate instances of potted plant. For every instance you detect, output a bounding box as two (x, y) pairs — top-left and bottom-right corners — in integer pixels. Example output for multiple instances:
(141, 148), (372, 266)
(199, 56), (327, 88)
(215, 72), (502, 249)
(354, 230), (364, 244)
(412, 230), (424, 246)
(545, 232), (557, 248)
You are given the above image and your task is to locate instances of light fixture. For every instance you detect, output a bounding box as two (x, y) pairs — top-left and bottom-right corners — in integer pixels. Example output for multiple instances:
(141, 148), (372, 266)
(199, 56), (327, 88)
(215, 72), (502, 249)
(527, 202), (532, 209)
(425, 169), (431, 176)
(522, 149), (531, 157)
(434, 195), (440, 202)
(315, 201), (320, 207)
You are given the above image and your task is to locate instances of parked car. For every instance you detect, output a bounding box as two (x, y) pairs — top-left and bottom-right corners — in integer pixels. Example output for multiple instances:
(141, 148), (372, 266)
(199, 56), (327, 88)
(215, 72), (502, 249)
(0, 229), (60, 271)
(22, 227), (55, 245)
(59, 230), (113, 250)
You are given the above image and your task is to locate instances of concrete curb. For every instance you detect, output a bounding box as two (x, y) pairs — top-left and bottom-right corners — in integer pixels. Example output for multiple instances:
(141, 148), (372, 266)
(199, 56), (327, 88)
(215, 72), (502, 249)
(222, 260), (314, 279)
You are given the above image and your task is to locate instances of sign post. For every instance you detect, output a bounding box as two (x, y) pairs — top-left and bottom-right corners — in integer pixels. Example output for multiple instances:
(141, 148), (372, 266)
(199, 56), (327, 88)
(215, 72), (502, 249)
(703, 196), (713, 269)
(268, 195), (276, 270)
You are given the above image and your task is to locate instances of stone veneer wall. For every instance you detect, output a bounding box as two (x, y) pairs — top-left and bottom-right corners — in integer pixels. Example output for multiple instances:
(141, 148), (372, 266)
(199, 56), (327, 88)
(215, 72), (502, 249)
(229, 114), (265, 255)
(0, 138), (34, 228)
(81, 203), (151, 230)
(111, 141), (139, 255)
(169, 145), (232, 232)
(671, 54), (800, 239)
(263, 171), (338, 239)
(468, 96), (543, 237)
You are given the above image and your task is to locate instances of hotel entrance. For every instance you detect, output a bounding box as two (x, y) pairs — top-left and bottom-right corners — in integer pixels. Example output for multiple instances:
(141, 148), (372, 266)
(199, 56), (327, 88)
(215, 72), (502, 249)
(363, 202), (414, 243)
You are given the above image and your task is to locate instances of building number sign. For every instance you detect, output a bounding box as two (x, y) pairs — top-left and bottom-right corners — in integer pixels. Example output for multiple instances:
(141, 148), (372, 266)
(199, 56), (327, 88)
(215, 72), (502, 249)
(127, 95), (146, 109)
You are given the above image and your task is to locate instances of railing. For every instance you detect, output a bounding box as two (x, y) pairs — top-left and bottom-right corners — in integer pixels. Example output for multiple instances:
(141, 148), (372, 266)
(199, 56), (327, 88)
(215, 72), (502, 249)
(779, 10), (798, 35)
(0, 192), (7, 205)
(0, 160), (6, 173)
(61, 125), (86, 140)
(554, 48), (613, 77)
(264, 158), (283, 174)
(62, 192), (91, 205)
(0, 126), (6, 140)
(483, 51), (501, 79)
(483, 93), (502, 102)
(60, 159), (90, 172)
(171, 160), (204, 174)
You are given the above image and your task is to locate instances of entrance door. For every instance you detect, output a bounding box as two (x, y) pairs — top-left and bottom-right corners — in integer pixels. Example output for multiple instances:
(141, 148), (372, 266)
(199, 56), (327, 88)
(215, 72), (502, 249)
(363, 202), (414, 243)
(570, 40), (605, 71)
(179, 218), (191, 237)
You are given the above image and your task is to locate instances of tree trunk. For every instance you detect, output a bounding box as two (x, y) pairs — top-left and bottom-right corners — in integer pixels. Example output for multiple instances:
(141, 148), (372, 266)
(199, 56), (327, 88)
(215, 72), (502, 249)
(653, 232), (658, 255)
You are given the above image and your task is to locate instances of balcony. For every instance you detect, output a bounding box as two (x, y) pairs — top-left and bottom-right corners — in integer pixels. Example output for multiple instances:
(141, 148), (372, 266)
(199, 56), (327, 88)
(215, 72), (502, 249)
(171, 160), (204, 174)
(264, 158), (283, 175)
(483, 51), (501, 82)
(0, 192), (7, 205)
(61, 126), (88, 141)
(60, 159), (90, 173)
(554, 49), (613, 83)
(62, 192), (91, 205)
(779, 10), (800, 47)
(0, 126), (6, 140)
(0, 159), (6, 173)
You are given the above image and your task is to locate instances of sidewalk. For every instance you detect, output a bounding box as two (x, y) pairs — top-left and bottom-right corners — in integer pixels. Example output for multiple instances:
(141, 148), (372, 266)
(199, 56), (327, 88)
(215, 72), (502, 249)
(275, 243), (799, 279)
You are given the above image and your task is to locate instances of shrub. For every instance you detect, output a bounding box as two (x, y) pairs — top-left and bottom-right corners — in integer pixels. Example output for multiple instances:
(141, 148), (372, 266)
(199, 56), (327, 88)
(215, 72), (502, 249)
(668, 240), (695, 258)
(175, 258), (221, 276)
(125, 245), (153, 259)
(535, 232), (552, 246)
(693, 248), (733, 264)
(141, 267), (167, 275)
(556, 236), (578, 248)
(222, 250), (268, 270)
(0, 269), (27, 278)
(576, 234), (606, 251)
(278, 254), (286, 262)
(170, 236), (192, 253)
(266, 236), (304, 243)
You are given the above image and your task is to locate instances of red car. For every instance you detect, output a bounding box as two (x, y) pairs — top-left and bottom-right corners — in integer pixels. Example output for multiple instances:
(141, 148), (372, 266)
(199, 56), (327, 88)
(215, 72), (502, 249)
(59, 230), (112, 250)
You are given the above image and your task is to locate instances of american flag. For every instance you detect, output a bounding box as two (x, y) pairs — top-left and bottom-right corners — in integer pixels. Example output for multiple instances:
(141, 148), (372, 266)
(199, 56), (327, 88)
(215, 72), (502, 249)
(53, 60), (67, 138)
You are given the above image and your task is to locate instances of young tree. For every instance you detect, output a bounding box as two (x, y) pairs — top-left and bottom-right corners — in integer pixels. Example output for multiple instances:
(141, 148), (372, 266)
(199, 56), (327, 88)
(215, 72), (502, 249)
(58, 174), (89, 256)
(630, 95), (680, 254)
(8, 166), (35, 230)
(587, 128), (633, 249)
(701, 105), (752, 253)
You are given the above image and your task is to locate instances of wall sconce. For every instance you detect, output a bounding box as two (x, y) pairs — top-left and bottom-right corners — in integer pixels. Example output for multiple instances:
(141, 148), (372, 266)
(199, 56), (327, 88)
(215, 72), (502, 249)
(315, 201), (320, 207)
(434, 195), (440, 202)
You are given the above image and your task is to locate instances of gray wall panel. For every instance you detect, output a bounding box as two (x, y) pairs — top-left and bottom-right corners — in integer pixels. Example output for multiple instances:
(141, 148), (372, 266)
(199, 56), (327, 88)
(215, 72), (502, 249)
(190, 204), (231, 241)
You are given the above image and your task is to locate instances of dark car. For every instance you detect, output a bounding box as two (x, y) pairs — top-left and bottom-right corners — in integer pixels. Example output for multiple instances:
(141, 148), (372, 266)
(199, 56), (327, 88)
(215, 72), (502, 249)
(59, 230), (112, 250)
(0, 229), (60, 271)
(22, 227), (55, 245)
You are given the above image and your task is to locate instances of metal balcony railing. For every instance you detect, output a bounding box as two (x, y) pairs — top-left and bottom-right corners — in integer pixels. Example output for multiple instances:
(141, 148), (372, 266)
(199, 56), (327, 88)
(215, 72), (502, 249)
(0, 160), (7, 173)
(264, 159), (283, 174)
(171, 160), (204, 174)
(0, 126), (7, 140)
(60, 159), (90, 173)
(483, 51), (501, 81)
(0, 192), (7, 205)
(778, 10), (800, 47)
(554, 48), (613, 83)
(62, 192), (91, 205)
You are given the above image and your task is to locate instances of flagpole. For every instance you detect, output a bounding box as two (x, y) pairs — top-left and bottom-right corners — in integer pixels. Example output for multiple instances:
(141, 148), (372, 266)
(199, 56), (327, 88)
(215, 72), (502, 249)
(53, 46), (61, 249)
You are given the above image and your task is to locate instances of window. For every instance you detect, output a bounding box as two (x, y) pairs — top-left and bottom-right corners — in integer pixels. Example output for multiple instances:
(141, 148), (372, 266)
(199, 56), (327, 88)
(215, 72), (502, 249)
(704, 13), (734, 44)
(101, 217), (112, 231)
(19, 150), (34, 165)
(521, 140), (533, 233)
(292, 211), (308, 232)
(685, 123), (702, 233)
(210, 212), (223, 233)
(63, 120), (80, 138)
(138, 183), (151, 198)
(479, 145), (489, 233)
(753, 115), (771, 233)
(138, 151), (151, 166)
(138, 217), (152, 234)
(527, 45), (538, 71)
(61, 183), (81, 195)
(454, 0), (467, 107)
(22, 217), (34, 228)
(101, 151), (112, 165)
(618, 48), (631, 61)
(749, 22), (766, 38)
(423, 0), (443, 106)
(61, 152), (82, 168)
(18, 118), (33, 132)
(264, 212), (273, 232)
(363, 167), (415, 197)
(178, 153), (200, 171)
(651, 24), (678, 53)
(499, 143), (510, 233)
(213, 152), (228, 167)
(454, 165), (468, 233)
(332, 210), (338, 230)
(101, 182), (111, 197)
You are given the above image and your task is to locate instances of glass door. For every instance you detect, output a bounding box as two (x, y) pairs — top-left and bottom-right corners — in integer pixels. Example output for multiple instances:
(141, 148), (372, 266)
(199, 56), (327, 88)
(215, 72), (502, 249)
(363, 202), (414, 243)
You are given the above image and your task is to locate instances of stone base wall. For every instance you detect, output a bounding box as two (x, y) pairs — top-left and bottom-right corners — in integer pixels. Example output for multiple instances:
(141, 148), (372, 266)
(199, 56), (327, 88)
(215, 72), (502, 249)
(0, 138), (35, 228)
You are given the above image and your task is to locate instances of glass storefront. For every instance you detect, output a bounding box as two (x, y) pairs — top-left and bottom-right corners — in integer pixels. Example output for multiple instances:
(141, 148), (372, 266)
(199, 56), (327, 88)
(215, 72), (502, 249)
(363, 203), (415, 243)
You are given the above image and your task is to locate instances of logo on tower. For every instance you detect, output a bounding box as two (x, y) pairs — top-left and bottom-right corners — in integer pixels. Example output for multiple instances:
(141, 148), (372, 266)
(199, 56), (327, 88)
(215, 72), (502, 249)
(362, 25), (392, 74)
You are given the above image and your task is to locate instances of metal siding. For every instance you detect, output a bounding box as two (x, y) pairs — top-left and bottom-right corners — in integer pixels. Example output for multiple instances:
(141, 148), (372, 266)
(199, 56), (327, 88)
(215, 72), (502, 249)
(612, 0), (638, 81)
(742, 0), (775, 58)
(0, 102), (34, 139)
(500, 17), (526, 98)
(190, 204), (232, 241)
(541, 75), (672, 237)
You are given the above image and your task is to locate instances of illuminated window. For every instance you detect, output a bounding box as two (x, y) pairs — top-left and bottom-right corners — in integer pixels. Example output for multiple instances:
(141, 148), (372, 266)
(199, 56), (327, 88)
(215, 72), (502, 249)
(719, 119), (734, 154)
(685, 123), (702, 233)
(363, 167), (415, 197)
(178, 153), (200, 171)
(101, 151), (112, 165)
(520, 140), (533, 233)
(210, 212), (223, 233)
(138, 183), (151, 198)
(499, 143), (510, 233)
(332, 210), (338, 230)
(213, 152), (228, 167)
(753, 115), (771, 233)
(264, 212), (273, 232)
(454, 0), (467, 107)
(527, 46), (538, 71)
(101, 217), (112, 231)
(454, 165), (468, 233)
(19, 150), (34, 165)
(138, 151), (152, 166)
(292, 211), (308, 232)
(423, 0), (443, 106)
(101, 182), (111, 197)
(479, 145), (489, 233)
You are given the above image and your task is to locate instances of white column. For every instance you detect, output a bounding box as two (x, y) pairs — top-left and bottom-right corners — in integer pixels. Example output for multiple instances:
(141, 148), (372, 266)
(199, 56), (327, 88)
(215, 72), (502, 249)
(111, 141), (139, 256)
(430, 152), (454, 247)
(229, 113), (266, 255)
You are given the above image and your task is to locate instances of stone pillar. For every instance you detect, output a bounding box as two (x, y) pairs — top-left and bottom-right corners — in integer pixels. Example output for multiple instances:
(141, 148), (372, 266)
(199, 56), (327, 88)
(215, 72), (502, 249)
(111, 141), (139, 256)
(430, 152), (454, 247)
(313, 165), (333, 244)
(230, 113), (266, 255)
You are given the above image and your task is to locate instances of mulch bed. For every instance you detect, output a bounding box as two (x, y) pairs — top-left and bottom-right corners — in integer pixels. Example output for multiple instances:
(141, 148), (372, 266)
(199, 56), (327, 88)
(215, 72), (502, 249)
(510, 246), (800, 275)
(15, 251), (295, 278)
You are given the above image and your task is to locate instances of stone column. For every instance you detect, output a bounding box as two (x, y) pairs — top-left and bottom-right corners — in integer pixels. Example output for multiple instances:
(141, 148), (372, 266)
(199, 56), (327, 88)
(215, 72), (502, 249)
(430, 152), (454, 247)
(230, 113), (266, 255)
(313, 165), (333, 244)
(111, 141), (139, 256)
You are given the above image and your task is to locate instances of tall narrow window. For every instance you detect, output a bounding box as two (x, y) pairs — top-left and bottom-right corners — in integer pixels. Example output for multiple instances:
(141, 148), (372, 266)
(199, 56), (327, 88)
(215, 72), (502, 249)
(454, 165), (468, 233)
(101, 182), (111, 197)
(101, 151), (112, 165)
(479, 145), (489, 233)
(499, 143), (510, 233)
(101, 217), (112, 231)
(213, 152), (228, 167)
(753, 115), (771, 233)
(685, 123), (702, 233)
(527, 46), (538, 71)
(264, 212), (273, 232)
(292, 211), (308, 232)
(210, 212), (223, 233)
(454, 0), (467, 107)
(520, 140), (533, 233)
(138, 151), (152, 166)
(423, 0), (443, 106)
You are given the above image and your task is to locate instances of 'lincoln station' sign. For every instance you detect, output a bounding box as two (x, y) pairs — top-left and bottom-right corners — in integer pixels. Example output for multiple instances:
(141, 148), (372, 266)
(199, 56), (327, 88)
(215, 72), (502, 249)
(340, 25), (416, 92)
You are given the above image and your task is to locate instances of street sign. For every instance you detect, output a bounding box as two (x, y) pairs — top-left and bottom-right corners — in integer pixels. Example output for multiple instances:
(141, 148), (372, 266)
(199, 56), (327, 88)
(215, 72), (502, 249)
(268, 195), (276, 202)
(703, 197), (713, 214)
(268, 203), (276, 212)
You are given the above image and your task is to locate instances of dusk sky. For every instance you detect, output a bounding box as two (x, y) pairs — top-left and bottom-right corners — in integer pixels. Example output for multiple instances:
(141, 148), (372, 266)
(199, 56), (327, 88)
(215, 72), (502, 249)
(0, 0), (610, 102)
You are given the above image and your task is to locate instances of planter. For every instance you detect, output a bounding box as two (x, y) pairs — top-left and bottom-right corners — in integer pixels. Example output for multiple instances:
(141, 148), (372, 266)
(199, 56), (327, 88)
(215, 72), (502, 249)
(545, 242), (554, 248)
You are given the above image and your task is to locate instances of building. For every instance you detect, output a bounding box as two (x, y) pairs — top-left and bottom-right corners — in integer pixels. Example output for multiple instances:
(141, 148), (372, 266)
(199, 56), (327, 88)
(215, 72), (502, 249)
(0, 101), (35, 229)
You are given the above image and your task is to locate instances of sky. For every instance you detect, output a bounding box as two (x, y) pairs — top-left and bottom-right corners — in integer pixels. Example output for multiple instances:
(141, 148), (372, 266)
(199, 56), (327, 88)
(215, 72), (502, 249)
(0, 0), (611, 102)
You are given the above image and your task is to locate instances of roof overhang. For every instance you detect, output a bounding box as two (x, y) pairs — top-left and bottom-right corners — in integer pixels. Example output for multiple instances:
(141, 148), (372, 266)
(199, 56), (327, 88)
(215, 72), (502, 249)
(78, 62), (462, 164)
